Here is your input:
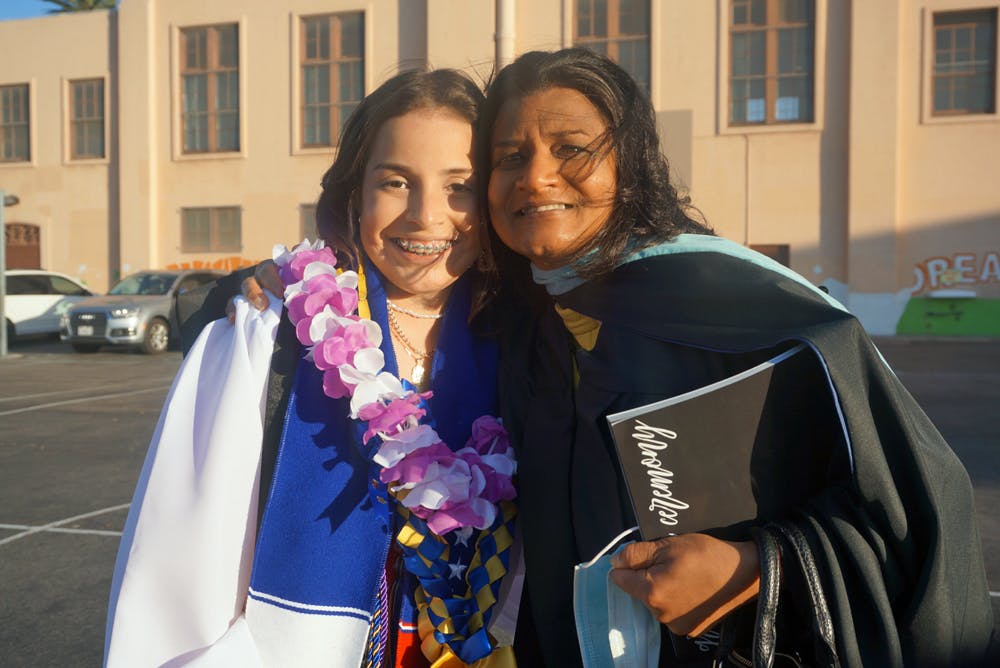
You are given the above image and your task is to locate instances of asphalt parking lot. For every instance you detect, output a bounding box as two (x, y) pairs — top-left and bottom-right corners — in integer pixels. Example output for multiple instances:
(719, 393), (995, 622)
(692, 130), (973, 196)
(0, 334), (998, 666)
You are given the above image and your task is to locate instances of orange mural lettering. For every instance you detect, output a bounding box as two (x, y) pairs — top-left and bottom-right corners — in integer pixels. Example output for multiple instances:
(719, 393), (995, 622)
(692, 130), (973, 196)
(166, 256), (259, 272)
(912, 251), (1000, 294)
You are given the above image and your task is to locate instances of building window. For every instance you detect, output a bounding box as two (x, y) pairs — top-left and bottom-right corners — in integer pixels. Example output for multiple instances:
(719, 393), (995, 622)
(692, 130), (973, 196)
(300, 203), (318, 241)
(181, 207), (241, 252)
(729, 0), (815, 125)
(301, 12), (364, 148)
(69, 78), (105, 160)
(574, 1), (650, 92)
(180, 24), (240, 153)
(932, 9), (997, 115)
(0, 83), (30, 162)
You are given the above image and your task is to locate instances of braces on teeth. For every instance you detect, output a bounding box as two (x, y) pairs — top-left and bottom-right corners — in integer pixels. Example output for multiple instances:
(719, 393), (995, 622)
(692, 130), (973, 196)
(395, 239), (455, 254)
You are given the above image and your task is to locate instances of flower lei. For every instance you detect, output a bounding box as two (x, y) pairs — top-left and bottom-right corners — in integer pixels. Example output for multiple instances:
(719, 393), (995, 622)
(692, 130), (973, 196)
(273, 240), (518, 663)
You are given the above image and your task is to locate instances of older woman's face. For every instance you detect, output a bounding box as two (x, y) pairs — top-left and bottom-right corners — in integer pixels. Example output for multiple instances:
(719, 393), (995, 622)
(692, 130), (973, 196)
(488, 86), (616, 270)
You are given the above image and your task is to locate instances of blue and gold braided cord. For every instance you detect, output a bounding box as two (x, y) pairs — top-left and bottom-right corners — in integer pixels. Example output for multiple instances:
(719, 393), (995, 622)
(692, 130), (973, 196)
(361, 566), (389, 668)
(396, 502), (518, 665)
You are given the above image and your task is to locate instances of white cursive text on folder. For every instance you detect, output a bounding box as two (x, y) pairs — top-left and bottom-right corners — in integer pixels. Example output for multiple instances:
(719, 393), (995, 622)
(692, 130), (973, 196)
(632, 421), (690, 527)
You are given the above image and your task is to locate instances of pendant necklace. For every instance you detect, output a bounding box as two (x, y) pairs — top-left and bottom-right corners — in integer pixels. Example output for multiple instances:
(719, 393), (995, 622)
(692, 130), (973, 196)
(386, 307), (433, 388)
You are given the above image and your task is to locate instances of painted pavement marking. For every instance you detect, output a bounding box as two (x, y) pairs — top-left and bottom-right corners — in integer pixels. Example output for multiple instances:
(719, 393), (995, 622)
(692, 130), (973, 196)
(0, 385), (171, 417)
(0, 503), (130, 547)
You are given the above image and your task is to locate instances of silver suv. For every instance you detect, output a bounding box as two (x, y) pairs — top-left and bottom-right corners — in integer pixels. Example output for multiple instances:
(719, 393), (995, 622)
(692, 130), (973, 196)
(61, 269), (223, 354)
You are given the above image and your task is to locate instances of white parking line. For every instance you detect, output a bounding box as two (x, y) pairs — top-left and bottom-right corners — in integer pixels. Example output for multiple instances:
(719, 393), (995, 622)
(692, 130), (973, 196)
(0, 385), (171, 417)
(0, 503), (130, 547)
(0, 524), (122, 538)
(0, 384), (140, 403)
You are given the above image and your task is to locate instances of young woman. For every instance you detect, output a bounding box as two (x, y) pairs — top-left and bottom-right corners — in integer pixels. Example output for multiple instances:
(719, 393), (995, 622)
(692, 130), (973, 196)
(482, 48), (994, 667)
(104, 70), (520, 668)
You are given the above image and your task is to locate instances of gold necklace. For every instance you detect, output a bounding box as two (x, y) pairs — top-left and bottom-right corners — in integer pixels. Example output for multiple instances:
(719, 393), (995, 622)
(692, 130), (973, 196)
(386, 307), (433, 388)
(386, 299), (444, 320)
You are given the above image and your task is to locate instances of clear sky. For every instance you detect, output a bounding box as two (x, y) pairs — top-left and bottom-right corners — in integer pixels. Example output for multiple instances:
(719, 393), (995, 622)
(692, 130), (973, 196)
(0, 0), (53, 21)
(0, 1), (111, 21)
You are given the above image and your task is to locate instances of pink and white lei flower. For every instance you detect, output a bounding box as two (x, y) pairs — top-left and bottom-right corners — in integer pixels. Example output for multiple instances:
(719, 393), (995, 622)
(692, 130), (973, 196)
(273, 240), (517, 535)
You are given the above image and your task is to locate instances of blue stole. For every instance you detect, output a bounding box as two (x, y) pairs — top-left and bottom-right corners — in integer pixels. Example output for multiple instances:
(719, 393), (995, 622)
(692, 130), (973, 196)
(247, 263), (499, 632)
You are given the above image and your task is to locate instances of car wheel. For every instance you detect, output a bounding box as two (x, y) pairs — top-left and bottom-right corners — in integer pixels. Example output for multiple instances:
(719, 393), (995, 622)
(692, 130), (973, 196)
(72, 343), (101, 353)
(142, 318), (170, 354)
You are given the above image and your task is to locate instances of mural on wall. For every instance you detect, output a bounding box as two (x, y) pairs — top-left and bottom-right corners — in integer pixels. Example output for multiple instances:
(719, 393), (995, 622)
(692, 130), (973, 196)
(897, 251), (1000, 336)
(165, 256), (258, 272)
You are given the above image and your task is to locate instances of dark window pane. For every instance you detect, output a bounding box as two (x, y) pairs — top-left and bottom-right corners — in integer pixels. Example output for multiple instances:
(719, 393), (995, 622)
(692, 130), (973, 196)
(956, 26), (971, 50)
(969, 73), (992, 112)
(731, 80), (748, 122)
(338, 103), (357, 137)
(183, 74), (207, 112)
(595, 0), (607, 35)
(732, 33), (747, 75)
(216, 25), (238, 68)
(733, 2), (747, 26)
(619, 0), (648, 35)
(778, 0), (812, 23)
(215, 209), (241, 251)
(776, 77), (808, 120)
(577, 0), (593, 37)
(184, 28), (206, 70)
(778, 29), (793, 72)
(749, 31), (766, 74)
(216, 112), (239, 151)
(341, 13), (362, 56)
(183, 210), (211, 251)
(750, 0), (766, 25)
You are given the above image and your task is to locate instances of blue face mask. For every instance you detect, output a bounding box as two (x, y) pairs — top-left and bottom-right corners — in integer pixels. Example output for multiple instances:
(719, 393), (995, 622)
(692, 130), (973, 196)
(573, 527), (661, 668)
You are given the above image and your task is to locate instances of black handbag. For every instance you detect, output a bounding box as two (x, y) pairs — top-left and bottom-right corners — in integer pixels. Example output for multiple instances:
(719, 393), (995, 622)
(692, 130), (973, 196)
(720, 522), (841, 668)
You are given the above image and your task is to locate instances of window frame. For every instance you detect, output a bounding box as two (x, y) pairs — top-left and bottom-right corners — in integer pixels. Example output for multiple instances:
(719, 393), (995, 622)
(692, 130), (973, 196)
(717, 0), (827, 135)
(180, 206), (243, 253)
(0, 82), (31, 164)
(922, 3), (1000, 124)
(66, 77), (108, 162)
(572, 0), (652, 94)
(290, 5), (371, 156)
(299, 12), (366, 149)
(171, 19), (248, 161)
(728, 0), (816, 127)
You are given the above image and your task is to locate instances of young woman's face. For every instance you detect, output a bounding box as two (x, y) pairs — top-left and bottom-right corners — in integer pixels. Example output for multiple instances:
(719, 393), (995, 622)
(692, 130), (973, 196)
(360, 108), (480, 303)
(488, 86), (617, 270)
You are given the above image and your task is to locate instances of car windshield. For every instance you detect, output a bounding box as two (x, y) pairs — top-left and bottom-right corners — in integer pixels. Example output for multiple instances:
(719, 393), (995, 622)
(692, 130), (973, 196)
(108, 273), (177, 296)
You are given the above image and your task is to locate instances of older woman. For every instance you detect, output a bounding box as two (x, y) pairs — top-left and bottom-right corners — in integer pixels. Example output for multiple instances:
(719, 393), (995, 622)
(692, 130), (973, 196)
(483, 48), (993, 667)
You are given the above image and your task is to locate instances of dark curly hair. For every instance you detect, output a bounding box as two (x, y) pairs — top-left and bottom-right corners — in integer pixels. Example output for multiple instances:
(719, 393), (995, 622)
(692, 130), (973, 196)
(479, 48), (713, 279)
(312, 68), (494, 319)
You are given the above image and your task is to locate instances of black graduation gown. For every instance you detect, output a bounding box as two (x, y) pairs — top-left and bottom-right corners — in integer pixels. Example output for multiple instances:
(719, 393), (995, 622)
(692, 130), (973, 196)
(497, 250), (995, 668)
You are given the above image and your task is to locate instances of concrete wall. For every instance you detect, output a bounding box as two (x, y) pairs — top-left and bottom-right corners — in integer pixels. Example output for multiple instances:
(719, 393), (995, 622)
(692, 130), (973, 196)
(0, 10), (113, 290)
(2, 0), (998, 333)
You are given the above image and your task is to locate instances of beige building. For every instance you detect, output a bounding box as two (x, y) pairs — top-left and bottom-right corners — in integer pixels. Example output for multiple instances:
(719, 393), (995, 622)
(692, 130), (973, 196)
(1, 0), (998, 336)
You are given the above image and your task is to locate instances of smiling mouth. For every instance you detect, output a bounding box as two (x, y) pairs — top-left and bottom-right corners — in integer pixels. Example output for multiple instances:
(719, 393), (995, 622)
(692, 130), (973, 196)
(517, 203), (573, 216)
(392, 238), (457, 255)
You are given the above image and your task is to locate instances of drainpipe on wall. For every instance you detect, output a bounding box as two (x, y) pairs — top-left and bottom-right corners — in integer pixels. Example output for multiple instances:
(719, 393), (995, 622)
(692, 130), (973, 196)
(495, 0), (515, 70)
(743, 133), (751, 246)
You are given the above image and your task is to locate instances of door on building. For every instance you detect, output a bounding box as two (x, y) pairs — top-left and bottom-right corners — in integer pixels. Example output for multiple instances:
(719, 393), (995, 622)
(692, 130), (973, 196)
(4, 223), (41, 269)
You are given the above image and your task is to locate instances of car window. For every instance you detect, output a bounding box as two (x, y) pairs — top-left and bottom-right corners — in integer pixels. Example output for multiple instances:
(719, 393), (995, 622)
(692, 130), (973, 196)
(109, 273), (178, 296)
(49, 276), (90, 296)
(193, 273), (220, 286)
(176, 276), (202, 294)
(6, 275), (49, 295)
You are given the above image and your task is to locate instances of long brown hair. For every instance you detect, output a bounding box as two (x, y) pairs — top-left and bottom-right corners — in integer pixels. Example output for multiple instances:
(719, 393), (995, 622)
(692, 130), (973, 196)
(479, 48), (713, 279)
